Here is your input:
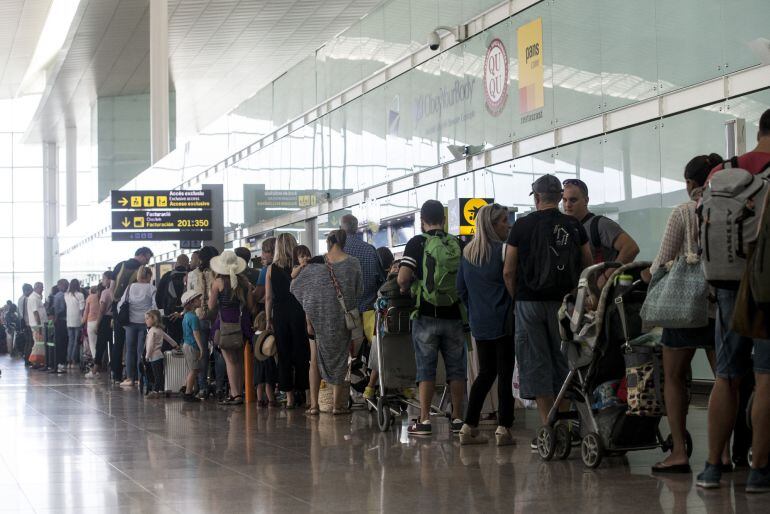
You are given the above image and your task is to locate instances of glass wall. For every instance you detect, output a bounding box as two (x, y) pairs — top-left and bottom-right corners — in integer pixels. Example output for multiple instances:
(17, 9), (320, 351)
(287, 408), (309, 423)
(59, 0), (770, 277)
(0, 133), (45, 303)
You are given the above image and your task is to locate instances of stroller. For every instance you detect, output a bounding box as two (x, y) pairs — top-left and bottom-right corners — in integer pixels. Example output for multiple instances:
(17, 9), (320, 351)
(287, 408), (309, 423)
(536, 262), (690, 468)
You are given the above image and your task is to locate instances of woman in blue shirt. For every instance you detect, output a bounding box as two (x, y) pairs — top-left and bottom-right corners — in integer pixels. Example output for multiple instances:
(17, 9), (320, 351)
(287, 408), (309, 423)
(456, 204), (515, 446)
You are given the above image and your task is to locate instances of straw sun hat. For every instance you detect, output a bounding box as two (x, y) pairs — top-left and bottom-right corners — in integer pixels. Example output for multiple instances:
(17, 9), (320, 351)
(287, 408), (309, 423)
(210, 251), (247, 288)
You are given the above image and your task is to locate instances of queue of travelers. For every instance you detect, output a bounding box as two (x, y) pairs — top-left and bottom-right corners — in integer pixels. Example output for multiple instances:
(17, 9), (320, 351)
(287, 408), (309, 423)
(2, 108), (769, 495)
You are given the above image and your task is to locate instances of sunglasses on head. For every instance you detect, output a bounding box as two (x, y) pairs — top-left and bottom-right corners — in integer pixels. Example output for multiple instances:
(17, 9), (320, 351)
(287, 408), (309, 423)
(562, 178), (588, 197)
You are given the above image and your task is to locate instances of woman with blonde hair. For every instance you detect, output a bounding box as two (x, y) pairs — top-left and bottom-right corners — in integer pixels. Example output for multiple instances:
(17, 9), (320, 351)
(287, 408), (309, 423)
(117, 266), (156, 387)
(266, 233), (310, 409)
(456, 203), (515, 446)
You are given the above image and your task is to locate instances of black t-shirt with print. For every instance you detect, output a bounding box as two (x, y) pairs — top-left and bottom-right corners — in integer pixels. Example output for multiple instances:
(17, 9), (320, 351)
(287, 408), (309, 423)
(507, 208), (588, 301)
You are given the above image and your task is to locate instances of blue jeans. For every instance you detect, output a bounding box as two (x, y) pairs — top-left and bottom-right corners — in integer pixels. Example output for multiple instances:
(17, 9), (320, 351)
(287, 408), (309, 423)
(411, 316), (467, 383)
(715, 288), (770, 379)
(67, 327), (81, 363)
(124, 323), (147, 381)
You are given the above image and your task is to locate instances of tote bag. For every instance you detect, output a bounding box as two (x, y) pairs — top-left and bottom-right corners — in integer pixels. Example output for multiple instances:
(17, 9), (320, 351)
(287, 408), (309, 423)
(641, 207), (709, 329)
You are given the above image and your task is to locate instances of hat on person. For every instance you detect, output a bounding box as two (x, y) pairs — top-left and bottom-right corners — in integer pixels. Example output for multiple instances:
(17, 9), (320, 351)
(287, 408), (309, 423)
(210, 251), (247, 289)
(253, 311), (267, 332)
(529, 174), (563, 196)
(181, 291), (202, 307)
(254, 330), (277, 361)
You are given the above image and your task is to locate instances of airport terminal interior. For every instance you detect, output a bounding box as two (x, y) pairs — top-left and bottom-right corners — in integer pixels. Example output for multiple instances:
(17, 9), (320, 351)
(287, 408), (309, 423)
(2, 0), (770, 512)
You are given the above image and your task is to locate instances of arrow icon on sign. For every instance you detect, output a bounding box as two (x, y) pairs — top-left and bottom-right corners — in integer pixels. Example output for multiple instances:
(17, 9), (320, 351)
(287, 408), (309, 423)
(118, 197), (128, 207)
(121, 217), (131, 228)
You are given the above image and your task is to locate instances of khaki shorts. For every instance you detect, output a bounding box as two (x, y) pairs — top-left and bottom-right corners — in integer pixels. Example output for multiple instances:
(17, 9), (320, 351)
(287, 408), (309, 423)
(183, 344), (201, 371)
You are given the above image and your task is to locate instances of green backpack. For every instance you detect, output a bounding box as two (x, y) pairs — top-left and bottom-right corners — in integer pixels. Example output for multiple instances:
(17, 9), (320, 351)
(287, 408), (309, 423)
(415, 232), (461, 308)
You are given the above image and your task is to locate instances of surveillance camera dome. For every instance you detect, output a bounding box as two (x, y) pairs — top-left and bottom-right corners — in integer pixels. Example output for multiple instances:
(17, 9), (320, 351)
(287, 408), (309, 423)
(428, 31), (440, 51)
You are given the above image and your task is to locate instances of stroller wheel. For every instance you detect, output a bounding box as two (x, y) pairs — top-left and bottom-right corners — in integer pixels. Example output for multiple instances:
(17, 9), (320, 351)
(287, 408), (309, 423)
(554, 423), (572, 460)
(537, 426), (556, 461)
(581, 432), (603, 469)
(377, 397), (392, 432)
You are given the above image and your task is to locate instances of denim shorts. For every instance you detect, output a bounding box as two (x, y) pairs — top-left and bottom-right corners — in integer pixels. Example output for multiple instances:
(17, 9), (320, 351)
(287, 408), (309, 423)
(412, 316), (467, 383)
(715, 288), (770, 379)
(514, 300), (569, 400)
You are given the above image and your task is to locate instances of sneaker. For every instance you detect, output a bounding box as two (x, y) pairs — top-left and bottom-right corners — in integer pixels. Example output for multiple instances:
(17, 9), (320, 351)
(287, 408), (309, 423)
(450, 419), (464, 434)
(459, 424), (488, 445)
(530, 437), (538, 451)
(196, 391), (207, 400)
(746, 463), (770, 493)
(407, 419), (432, 436)
(119, 379), (134, 387)
(363, 386), (376, 400)
(146, 391), (158, 399)
(183, 394), (201, 403)
(56, 364), (66, 374)
(84, 371), (95, 379)
(495, 426), (514, 447)
(696, 462), (722, 489)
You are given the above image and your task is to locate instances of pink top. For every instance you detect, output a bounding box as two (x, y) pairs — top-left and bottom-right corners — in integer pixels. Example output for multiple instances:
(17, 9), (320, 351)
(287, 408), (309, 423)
(145, 326), (179, 361)
(83, 294), (100, 323)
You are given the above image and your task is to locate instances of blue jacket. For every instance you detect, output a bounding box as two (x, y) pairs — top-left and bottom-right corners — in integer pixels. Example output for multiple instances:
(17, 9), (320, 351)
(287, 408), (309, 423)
(456, 241), (512, 340)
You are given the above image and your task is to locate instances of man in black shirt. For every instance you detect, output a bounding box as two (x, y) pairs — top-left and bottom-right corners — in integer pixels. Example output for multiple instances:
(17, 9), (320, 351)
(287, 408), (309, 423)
(398, 200), (467, 437)
(156, 254), (190, 343)
(504, 175), (592, 437)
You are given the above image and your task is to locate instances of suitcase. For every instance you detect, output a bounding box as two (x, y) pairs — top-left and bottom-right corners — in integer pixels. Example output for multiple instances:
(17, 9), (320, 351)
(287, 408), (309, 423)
(164, 350), (187, 392)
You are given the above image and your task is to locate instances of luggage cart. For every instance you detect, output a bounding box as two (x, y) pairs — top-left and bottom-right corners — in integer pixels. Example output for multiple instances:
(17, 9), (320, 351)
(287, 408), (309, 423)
(366, 310), (449, 432)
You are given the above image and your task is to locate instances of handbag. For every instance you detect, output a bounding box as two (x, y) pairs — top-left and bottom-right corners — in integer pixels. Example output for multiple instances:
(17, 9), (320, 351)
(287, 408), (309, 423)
(326, 258), (363, 341)
(217, 310), (244, 351)
(117, 284), (132, 326)
(641, 207), (709, 329)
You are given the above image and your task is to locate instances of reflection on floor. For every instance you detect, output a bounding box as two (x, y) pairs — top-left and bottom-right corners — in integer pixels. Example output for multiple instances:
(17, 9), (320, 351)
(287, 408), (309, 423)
(0, 355), (767, 513)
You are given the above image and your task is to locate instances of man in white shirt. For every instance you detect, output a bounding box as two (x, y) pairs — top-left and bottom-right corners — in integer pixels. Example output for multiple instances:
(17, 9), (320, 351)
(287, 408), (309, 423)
(27, 283), (47, 367)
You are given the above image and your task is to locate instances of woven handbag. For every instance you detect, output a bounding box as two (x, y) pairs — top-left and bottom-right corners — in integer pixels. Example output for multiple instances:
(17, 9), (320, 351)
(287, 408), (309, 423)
(641, 207), (709, 329)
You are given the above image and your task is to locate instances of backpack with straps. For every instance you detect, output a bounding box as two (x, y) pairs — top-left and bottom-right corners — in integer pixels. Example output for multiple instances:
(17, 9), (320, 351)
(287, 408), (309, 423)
(416, 232), (461, 307)
(584, 214), (609, 264)
(523, 211), (583, 296)
(698, 157), (770, 287)
(749, 164), (770, 303)
(163, 270), (187, 314)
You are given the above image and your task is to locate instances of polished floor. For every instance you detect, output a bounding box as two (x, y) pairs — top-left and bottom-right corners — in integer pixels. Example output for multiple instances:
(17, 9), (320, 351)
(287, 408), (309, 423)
(0, 355), (767, 514)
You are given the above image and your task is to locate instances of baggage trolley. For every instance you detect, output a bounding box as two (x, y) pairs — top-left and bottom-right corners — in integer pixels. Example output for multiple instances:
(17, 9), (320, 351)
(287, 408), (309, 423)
(366, 310), (449, 432)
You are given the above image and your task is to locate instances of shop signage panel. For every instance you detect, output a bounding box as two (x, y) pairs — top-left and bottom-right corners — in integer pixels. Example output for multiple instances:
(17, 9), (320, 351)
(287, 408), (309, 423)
(517, 17), (544, 121)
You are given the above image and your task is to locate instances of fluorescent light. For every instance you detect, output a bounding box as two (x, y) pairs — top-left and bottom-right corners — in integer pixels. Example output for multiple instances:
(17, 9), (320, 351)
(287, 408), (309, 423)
(18, 0), (82, 95)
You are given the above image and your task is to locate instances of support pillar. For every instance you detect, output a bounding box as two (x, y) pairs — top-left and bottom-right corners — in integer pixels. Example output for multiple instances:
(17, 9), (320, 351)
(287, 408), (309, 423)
(150, 0), (170, 163)
(43, 143), (58, 288)
(65, 126), (77, 225)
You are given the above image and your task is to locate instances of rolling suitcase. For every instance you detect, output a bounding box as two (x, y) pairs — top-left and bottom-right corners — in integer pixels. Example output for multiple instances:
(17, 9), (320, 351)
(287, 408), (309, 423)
(164, 350), (187, 392)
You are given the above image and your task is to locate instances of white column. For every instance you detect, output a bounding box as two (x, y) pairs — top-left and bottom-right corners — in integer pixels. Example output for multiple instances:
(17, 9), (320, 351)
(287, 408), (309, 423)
(43, 142), (59, 287)
(150, 0), (169, 163)
(65, 125), (77, 225)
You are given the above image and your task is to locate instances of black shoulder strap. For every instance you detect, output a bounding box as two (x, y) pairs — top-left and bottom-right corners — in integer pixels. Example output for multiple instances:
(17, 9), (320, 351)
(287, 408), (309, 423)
(724, 156), (740, 169)
(584, 213), (602, 249)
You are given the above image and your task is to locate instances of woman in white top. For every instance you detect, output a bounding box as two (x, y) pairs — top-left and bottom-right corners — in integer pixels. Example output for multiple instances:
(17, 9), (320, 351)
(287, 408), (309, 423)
(117, 266), (157, 387)
(64, 279), (85, 368)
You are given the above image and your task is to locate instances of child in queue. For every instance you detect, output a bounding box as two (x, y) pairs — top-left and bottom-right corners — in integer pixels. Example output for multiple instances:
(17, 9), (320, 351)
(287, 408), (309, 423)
(144, 309), (179, 398)
(181, 291), (205, 403)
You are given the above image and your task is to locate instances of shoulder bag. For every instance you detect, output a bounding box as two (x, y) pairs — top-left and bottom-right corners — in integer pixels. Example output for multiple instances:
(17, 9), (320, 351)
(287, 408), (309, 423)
(326, 258), (364, 343)
(641, 206), (709, 329)
(117, 284), (132, 326)
(217, 309), (245, 352)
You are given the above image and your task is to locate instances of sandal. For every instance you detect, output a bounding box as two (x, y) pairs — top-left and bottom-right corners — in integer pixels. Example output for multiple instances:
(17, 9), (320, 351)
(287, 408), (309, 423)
(227, 395), (244, 405)
(305, 407), (320, 416)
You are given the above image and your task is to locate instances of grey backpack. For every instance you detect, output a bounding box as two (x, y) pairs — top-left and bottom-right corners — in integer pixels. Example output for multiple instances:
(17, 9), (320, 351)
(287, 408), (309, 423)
(699, 158), (770, 287)
(750, 172), (770, 303)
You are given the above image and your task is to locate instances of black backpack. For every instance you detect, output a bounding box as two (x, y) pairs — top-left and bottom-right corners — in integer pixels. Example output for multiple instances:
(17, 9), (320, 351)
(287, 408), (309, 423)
(163, 270), (187, 315)
(523, 211), (583, 296)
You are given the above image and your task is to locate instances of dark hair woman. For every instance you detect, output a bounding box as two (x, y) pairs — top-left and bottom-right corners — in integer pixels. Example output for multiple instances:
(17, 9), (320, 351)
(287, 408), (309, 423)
(64, 279), (85, 369)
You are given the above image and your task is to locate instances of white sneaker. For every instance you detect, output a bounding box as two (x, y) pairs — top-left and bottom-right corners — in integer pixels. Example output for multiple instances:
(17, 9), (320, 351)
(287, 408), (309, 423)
(495, 426), (514, 447)
(57, 364), (66, 373)
(84, 371), (95, 379)
(459, 424), (488, 445)
(119, 379), (134, 387)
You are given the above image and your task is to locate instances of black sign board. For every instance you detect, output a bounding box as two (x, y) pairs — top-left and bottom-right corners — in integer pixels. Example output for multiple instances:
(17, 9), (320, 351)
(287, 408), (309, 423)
(111, 189), (214, 242)
(111, 210), (212, 230)
(111, 190), (212, 210)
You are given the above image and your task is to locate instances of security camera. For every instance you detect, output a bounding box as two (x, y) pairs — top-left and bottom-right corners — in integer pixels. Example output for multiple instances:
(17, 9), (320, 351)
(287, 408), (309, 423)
(428, 31), (441, 51)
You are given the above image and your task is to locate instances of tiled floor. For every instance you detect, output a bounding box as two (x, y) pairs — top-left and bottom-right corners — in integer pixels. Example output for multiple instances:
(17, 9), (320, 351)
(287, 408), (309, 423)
(0, 355), (768, 514)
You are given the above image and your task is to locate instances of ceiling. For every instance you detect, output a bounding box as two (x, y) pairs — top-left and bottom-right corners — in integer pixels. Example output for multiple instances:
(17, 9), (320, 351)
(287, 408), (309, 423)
(0, 0), (53, 99)
(21, 0), (385, 144)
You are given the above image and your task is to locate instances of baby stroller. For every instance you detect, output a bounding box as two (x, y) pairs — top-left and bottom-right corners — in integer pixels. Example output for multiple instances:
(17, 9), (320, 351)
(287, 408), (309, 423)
(536, 262), (690, 468)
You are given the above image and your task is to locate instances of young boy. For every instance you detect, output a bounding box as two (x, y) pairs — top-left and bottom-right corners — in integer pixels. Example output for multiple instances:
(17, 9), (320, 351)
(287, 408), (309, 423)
(180, 291), (204, 402)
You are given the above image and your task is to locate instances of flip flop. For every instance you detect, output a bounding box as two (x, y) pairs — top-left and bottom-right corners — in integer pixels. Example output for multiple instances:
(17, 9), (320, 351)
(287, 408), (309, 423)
(305, 407), (320, 416)
(652, 462), (691, 474)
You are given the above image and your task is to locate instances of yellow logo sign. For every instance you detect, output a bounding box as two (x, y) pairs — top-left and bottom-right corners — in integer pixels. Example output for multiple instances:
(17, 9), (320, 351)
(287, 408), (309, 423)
(458, 198), (493, 235)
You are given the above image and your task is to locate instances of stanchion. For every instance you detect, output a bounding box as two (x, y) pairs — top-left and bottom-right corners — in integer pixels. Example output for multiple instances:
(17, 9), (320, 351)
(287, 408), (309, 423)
(244, 339), (254, 403)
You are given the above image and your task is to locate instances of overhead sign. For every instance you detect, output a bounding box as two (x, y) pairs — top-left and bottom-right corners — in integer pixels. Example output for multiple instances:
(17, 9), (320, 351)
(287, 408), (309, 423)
(448, 198), (494, 236)
(111, 189), (212, 242)
(517, 17), (544, 122)
(111, 190), (212, 210)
